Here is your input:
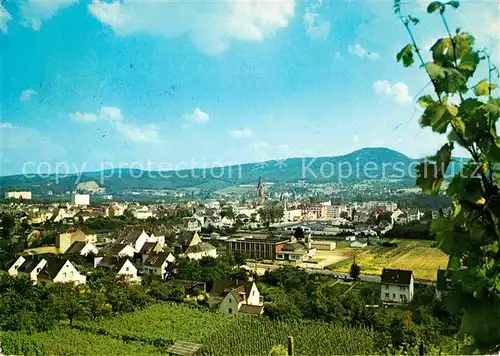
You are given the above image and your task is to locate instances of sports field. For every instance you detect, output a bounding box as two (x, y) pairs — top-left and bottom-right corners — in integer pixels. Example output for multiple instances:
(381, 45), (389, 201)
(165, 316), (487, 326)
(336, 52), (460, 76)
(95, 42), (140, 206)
(326, 239), (448, 281)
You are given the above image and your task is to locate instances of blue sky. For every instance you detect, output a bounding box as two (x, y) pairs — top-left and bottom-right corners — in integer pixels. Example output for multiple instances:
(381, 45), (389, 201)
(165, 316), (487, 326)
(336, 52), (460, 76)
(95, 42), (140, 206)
(1, 0), (498, 175)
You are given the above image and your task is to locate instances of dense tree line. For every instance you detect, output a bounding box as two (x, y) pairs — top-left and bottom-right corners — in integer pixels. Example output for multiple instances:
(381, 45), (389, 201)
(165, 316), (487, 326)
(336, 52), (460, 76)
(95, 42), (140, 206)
(258, 267), (462, 353)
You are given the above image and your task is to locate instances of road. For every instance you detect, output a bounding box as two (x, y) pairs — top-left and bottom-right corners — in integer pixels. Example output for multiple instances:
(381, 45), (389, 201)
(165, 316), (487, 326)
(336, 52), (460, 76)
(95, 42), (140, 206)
(246, 262), (381, 283)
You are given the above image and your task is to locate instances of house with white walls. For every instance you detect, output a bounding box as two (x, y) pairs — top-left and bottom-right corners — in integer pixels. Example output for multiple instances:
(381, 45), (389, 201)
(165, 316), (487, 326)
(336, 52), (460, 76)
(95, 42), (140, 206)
(208, 280), (264, 316)
(380, 268), (414, 303)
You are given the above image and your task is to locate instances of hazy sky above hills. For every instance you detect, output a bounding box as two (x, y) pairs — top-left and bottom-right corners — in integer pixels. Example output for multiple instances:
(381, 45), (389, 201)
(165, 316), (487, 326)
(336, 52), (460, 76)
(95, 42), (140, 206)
(1, 0), (499, 175)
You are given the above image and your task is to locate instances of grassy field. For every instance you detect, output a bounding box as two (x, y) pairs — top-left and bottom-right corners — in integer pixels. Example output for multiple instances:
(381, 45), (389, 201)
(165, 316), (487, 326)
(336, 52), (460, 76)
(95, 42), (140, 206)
(2, 303), (376, 355)
(327, 239), (448, 281)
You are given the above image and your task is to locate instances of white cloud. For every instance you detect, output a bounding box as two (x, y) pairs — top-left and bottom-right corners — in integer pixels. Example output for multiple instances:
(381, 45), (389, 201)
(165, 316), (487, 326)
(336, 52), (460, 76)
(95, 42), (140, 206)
(348, 44), (379, 60)
(373, 80), (392, 95)
(99, 106), (123, 121)
(373, 80), (412, 104)
(184, 108), (209, 124)
(392, 83), (413, 104)
(115, 122), (160, 143)
(69, 112), (97, 122)
(0, 122), (15, 129)
(0, 4), (12, 34)
(20, 89), (38, 102)
(18, 0), (78, 31)
(229, 127), (253, 138)
(88, 0), (295, 55)
(278, 144), (290, 152)
(303, 0), (330, 40)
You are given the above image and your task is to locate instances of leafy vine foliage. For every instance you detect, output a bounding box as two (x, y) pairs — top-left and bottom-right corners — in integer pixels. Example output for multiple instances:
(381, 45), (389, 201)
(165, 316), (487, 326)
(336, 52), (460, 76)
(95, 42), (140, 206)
(394, 0), (500, 350)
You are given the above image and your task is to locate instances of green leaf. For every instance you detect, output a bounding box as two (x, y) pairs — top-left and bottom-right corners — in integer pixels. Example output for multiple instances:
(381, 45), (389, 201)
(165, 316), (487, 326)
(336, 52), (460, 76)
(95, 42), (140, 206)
(396, 44), (415, 67)
(448, 105), (459, 116)
(474, 79), (498, 96)
(417, 162), (443, 195)
(425, 62), (446, 80)
(417, 143), (453, 195)
(446, 167), (484, 202)
(427, 1), (444, 13)
(432, 142), (454, 170)
(417, 95), (435, 108)
(420, 102), (453, 133)
(431, 38), (454, 64)
(447, 0), (460, 9)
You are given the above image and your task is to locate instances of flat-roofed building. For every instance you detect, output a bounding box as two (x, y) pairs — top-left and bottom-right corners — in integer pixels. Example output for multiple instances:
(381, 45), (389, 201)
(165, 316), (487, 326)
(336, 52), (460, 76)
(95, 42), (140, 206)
(226, 236), (287, 260)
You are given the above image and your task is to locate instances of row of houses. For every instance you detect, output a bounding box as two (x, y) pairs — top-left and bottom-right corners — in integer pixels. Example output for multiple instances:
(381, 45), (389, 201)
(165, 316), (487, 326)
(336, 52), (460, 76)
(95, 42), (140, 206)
(9, 228), (217, 285)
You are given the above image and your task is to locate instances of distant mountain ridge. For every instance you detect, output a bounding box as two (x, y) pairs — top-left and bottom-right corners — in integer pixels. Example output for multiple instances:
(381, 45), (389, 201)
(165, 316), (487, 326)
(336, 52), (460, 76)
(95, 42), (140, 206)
(0, 148), (463, 194)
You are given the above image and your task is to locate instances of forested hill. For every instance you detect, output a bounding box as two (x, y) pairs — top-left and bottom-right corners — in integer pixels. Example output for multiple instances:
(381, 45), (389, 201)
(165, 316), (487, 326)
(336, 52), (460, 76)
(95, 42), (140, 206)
(0, 147), (464, 193)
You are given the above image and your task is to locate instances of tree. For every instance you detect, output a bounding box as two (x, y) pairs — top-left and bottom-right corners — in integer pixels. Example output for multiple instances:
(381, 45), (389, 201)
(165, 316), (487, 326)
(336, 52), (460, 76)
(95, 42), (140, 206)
(349, 261), (361, 281)
(258, 203), (284, 228)
(394, 0), (500, 350)
(294, 227), (305, 240)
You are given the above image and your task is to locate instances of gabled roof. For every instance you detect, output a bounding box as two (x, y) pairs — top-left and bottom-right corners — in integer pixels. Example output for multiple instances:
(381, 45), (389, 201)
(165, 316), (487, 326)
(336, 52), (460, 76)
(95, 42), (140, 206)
(65, 241), (88, 255)
(139, 242), (158, 255)
(239, 304), (264, 316)
(281, 242), (306, 252)
(208, 279), (253, 298)
(185, 242), (215, 254)
(15, 257), (40, 273)
(144, 252), (170, 267)
(229, 289), (244, 303)
(38, 259), (69, 280)
(177, 231), (197, 247)
(381, 268), (413, 285)
(116, 229), (144, 245)
(110, 243), (132, 255)
(97, 256), (130, 270)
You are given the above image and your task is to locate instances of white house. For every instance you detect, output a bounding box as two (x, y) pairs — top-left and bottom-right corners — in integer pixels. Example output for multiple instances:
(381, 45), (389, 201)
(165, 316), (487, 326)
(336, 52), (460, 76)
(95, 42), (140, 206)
(143, 252), (176, 278)
(380, 268), (414, 303)
(115, 229), (149, 253)
(109, 243), (136, 258)
(275, 236), (316, 262)
(38, 259), (86, 285)
(133, 206), (154, 220)
(350, 241), (368, 248)
(176, 231), (217, 260)
(208, 280), (264, 316)
(65, 241), (99, 256)
(8, 256), (47, 283)
(71, 193), (90, 206)
(97, 256), (139, 282)
(186, 218), (202, 232)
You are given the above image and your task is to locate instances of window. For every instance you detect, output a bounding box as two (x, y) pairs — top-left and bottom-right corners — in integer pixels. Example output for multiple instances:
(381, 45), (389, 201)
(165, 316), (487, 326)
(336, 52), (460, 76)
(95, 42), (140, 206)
(252, 291), (255, 296)
(63, 272), (67, 279)
(401, 294), (407, 301)
(384, 293), (389, 298)
(392, 293), (396, 299)
(228, 308), (232, 314)
(229, 298), (231, 303)
(70, 271), (74, 277)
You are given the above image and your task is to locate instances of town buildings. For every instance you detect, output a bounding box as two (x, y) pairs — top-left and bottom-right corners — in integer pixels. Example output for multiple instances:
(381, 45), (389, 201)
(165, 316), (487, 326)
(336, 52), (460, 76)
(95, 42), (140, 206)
(5, 191), (32, 200)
